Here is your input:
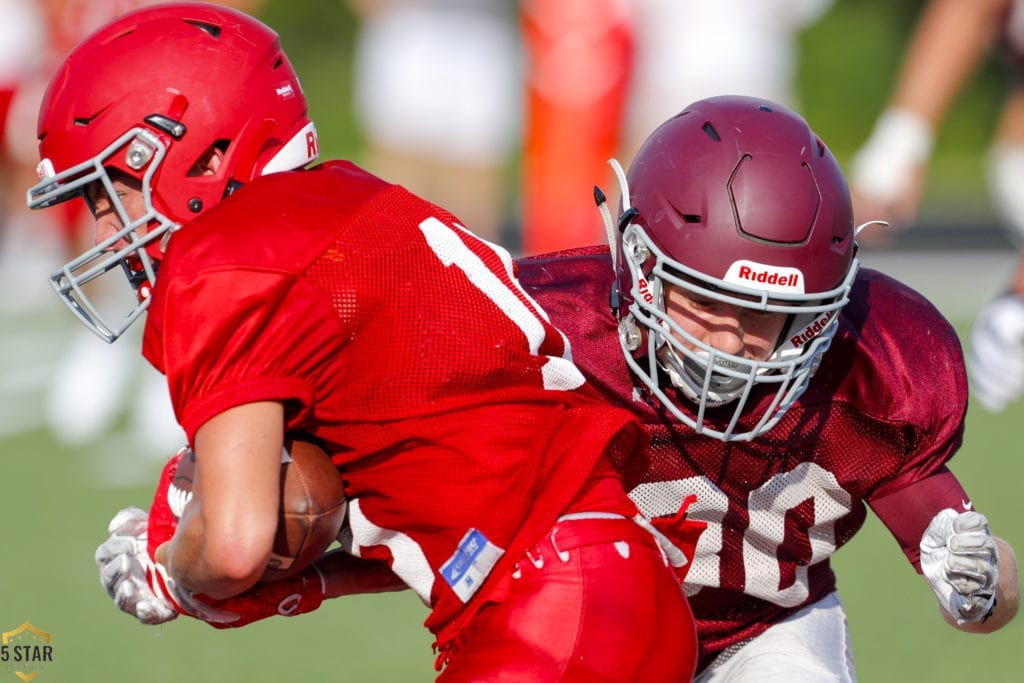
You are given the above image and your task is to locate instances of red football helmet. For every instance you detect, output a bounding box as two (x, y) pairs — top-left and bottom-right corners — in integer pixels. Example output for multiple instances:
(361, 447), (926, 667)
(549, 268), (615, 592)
(606, 95), (858, 441)
(26, 2), (319, 342)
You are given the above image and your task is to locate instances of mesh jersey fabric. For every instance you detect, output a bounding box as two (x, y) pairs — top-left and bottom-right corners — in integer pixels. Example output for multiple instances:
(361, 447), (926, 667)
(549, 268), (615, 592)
(142, 162), (647, 634)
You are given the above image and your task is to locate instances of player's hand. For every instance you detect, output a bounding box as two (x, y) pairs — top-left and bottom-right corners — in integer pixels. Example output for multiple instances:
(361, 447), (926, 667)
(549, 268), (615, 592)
(102, 445), (328, 629)
(191, 563), (327, 630)
(968, 293), (1024, 412)
(96, 506), (179, 625)
(95, 505), (241, 625)
(920, 508), (999, 624)
(95, 448), (242, 626)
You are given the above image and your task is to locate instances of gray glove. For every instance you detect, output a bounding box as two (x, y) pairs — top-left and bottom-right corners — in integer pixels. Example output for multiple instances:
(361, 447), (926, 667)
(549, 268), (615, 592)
(95, 507), (238, 625)
(95, 507), (180, 625)
(920, 508), (998, 624)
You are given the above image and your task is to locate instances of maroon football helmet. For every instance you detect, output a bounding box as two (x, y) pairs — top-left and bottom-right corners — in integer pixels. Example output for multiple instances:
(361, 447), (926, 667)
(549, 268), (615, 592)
(27, 2), (319, 342)
(607, 95), (858, 441)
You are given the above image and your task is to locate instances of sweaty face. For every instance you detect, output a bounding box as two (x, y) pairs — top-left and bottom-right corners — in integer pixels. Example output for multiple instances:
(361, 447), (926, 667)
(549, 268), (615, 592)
(663, 284), (788, 362)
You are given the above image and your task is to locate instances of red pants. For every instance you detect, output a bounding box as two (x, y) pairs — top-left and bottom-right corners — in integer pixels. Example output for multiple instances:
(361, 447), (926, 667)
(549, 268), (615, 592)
(436, 516), (697, 682)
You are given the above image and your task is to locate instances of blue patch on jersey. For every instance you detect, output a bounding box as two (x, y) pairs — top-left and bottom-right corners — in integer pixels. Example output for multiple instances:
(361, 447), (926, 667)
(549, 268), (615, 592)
(441, 528), (504, 603)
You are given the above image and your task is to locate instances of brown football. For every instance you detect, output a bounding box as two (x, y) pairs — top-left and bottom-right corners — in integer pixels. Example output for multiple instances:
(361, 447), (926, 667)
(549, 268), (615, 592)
(171, 437), (347, 582)
(262, 437), (347, 581)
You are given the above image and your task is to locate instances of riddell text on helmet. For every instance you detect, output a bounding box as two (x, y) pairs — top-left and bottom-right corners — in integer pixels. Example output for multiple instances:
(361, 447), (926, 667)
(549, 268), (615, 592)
(725, 260), (805, 293)
(637, 276), (655, 304)
(736, 265), (800, 288)
(790, 311), (835, 347)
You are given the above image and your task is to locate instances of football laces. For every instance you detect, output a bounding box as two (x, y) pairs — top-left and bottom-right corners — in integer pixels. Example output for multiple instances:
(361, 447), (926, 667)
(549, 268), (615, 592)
(167, 481), (193, 519)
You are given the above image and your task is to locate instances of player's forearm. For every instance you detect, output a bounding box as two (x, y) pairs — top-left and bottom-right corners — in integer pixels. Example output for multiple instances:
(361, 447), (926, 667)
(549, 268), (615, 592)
(155, 505), (266, 600)
(175, 402), (284, 599)
(989, 538), (1020, 629)
(315, 550), (408, 599)
(890, 0), (1008, 127)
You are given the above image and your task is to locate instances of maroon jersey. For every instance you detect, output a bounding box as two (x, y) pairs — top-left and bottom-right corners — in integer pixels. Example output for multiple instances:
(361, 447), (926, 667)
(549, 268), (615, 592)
(516, 245), (971, 672)
(141, 163), (644, 635)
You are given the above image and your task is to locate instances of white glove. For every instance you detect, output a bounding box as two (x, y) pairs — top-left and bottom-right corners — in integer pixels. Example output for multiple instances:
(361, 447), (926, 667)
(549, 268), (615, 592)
(920, 508), (999, 624)
(96, 507), (178, 624)
(849, 108), (933, 206)
(95, 507), (238, 625)
(968, 293), (1024, 412)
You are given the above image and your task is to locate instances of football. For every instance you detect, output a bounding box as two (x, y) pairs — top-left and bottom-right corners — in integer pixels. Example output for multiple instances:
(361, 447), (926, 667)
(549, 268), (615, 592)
(170, 437), (347, 582)
(264, 438), (347, 581)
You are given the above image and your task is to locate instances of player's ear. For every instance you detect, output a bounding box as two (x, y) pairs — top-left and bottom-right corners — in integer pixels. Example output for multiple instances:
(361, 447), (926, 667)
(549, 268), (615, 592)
(190, 145), (226, 177)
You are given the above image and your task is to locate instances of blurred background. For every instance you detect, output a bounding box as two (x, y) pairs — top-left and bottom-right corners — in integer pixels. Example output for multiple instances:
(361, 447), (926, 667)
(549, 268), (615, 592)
(1, 0), (1021, 680)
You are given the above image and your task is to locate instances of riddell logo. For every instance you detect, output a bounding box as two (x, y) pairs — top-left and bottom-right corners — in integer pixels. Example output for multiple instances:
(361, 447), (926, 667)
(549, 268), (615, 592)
(724, 260), (805, 294)
(305, 130), (319, 160)
(637, 276), (655, 304)
(790, 311), (834, 347)
(35, 159), (55, 181)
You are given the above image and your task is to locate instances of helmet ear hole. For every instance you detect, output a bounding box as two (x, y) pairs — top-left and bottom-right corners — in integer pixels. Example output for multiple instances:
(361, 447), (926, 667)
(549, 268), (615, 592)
(188, 143), (228, 177)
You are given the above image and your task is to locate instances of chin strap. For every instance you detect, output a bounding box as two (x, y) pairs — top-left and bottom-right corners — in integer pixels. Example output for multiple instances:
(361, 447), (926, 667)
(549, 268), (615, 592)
(595, 157), (639, 314)
(854, 219), (889, 239)
(594, 159), (634, 258)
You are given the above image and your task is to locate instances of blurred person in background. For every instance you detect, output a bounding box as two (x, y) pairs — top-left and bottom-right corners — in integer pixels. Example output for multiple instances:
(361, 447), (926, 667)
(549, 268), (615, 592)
(0, 0), (55, 305)
(519, 0), (836, 255)
(848, 0), (1024, 412)
(345, 0), (836, 256)
(346, 0), (522, 247)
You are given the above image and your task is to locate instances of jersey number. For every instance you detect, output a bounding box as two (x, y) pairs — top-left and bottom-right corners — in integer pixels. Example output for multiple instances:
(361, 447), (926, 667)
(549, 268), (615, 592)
(632, 461), (852, 607)
(419, 216), (585, 391)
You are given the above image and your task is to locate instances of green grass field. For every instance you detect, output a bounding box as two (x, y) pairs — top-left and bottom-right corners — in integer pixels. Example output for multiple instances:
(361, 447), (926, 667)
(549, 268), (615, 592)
(1, 345), (1022, 682)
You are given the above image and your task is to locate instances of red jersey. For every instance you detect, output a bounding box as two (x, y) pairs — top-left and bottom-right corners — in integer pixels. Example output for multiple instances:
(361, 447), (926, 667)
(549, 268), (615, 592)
(516, 246), (972, 673)
(141, 163), (644, 635)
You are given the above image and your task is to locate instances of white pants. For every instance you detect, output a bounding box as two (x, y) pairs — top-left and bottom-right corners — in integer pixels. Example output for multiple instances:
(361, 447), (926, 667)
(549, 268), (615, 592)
(696, 592), (857, 682)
